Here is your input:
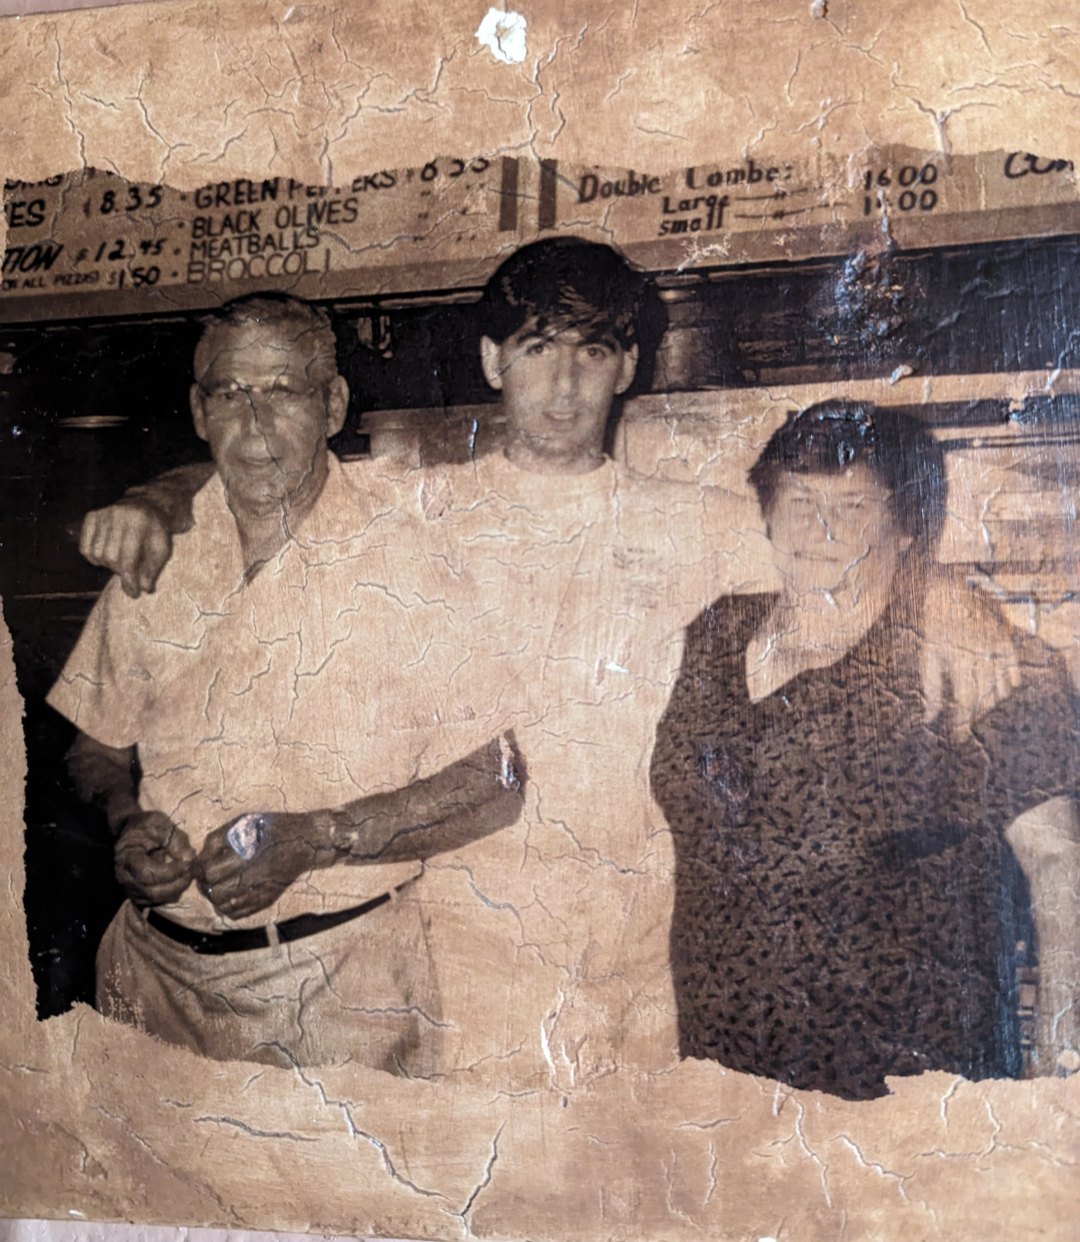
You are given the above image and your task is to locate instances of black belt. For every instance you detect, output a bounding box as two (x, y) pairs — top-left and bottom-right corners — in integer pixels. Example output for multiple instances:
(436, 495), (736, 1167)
(146, 891), (393, 955)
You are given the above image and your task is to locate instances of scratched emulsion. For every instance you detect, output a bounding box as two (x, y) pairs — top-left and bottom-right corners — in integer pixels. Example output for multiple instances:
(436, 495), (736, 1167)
(2, 2), (1080, 1241)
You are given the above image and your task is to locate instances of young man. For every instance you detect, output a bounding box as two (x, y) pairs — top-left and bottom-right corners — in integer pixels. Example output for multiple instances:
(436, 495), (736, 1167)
(382, 241), (723, 1086)
(78, 244), (1028, 1089)
(50, 295), (523, 1073)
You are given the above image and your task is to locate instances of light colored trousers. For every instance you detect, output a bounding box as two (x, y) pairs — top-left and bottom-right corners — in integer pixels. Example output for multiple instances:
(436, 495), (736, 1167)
(96, 885), (443, 1075)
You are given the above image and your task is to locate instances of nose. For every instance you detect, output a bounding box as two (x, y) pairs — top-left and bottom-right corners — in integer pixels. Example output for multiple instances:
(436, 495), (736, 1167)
(249, 390), (281, 429)
(553, 346), (579, 398)
(233, 390), (280, 453)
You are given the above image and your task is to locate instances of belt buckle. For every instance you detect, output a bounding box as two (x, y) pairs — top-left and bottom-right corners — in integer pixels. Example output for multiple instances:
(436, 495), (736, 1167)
(266, 922), (281, 948)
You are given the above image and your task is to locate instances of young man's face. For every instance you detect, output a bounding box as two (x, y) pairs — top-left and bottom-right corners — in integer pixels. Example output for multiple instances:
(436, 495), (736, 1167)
(480, 323), (638, 473)
(190, 320), (348, 513)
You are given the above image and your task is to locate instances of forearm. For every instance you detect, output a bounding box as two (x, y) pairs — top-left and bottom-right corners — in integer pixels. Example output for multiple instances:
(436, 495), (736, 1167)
(324, 738), (523, 865)
(1006, 797), (1080, 1067)
(918, 563), (1022, 733)
(199, 738), (523, 919)
(922, 562), (1012, 633)
(66, 732), (140, 834)
(121, 461), (214, 535)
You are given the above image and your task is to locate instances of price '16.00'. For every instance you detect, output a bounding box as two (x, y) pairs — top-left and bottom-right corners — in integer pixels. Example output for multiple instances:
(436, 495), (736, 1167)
(863, 164), (938, 215)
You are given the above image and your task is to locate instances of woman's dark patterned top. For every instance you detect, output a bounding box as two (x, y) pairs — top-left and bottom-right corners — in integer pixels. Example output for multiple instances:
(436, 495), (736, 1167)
(650, 590), (1080, 1100)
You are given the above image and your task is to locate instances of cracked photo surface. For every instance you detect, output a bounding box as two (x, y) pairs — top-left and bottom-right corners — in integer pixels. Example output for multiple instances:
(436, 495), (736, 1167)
(1, 2), (1080, 1239)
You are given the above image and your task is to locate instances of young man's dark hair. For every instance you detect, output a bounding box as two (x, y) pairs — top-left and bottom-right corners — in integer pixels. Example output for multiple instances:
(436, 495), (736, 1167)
(748, 399), (949, 554)
(480, 236), (647, 351)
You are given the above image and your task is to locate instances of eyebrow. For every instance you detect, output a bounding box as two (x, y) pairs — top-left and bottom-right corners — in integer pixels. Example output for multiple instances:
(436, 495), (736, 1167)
(200, 375), (309, 392)
(516, 328), (617, 348)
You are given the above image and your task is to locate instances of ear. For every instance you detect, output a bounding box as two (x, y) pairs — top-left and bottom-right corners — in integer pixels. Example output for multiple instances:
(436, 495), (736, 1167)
(325, 374), (349, 438)
(614, 343), (639, 395)
(190, 383), (210, 443)
(480, 336), (505, 391)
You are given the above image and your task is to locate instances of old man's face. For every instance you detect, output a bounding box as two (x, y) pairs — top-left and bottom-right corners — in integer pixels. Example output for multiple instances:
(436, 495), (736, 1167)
(190, 319), (347, 513)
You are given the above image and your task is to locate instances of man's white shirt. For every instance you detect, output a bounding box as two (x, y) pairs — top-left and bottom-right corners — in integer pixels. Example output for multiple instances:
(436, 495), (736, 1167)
(48, 454), (450, 932)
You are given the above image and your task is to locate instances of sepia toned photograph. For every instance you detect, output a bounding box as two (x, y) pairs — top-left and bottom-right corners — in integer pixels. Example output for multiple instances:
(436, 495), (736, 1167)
(5, 152), (1080, 1093)
(3, 4), (1080, 1239)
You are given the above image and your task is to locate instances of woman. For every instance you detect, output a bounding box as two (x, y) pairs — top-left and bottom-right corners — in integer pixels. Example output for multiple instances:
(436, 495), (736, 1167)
(651, 401), (1080, 1100)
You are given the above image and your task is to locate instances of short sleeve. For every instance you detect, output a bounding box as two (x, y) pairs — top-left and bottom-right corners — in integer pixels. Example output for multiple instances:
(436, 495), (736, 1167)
(975, 642), (1080, 820)
(46, 577), (147, 749)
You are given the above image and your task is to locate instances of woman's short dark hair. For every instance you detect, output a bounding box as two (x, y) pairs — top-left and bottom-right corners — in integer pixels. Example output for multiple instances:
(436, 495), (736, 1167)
(748, 400), (949, 551)
(479, 236), (645, 349)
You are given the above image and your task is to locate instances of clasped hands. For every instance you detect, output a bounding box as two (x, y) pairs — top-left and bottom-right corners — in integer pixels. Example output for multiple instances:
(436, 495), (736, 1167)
(114, 808), (334, 920)
(114, 732), (525, 920)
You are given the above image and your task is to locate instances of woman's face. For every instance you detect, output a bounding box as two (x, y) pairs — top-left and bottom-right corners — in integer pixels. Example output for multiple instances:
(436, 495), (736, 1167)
(766, 464), (913, 605)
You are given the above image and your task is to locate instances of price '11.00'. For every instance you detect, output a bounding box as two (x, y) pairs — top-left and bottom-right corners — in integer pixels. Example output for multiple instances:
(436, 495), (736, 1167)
(863, 164), (938, 215)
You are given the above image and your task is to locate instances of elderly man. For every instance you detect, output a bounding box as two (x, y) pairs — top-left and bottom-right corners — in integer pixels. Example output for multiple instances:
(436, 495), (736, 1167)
(79, 244), (1027, 1090)
(50, 294), (523, 1073)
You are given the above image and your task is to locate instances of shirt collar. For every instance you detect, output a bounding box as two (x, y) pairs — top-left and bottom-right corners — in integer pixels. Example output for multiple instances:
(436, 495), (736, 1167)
(190, 452), (359, 570)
